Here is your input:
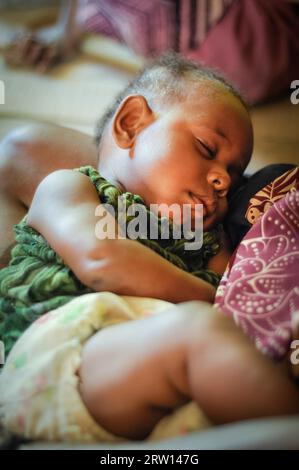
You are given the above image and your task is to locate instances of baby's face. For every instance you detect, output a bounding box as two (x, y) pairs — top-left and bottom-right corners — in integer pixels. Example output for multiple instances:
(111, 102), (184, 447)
(121, 89), (253, 230)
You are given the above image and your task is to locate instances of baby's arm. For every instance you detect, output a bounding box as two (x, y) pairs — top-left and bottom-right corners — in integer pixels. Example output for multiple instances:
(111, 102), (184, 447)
(27, 170), (216, 303)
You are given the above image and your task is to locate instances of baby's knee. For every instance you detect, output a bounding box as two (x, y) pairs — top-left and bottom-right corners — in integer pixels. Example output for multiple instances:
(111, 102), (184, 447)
(173, 301), (237, 352)
(173, 300), (225, 332)
(77, 304), (233, 438)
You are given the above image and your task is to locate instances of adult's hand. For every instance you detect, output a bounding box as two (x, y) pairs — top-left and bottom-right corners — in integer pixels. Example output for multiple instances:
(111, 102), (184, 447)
(3, 24), (80, 72)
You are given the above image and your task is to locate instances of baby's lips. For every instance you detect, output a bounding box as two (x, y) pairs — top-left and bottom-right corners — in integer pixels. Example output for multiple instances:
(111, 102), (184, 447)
(190, 192), (217, 217)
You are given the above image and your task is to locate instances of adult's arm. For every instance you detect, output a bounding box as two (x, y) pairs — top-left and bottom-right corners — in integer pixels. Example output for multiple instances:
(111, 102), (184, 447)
(0, 122), (97, 207)
(0, 122), (96, 265)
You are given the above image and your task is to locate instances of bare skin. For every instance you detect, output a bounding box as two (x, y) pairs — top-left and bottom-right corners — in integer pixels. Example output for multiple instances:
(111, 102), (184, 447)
(79, 302), (299, 440)
(3, 1), (81, 73)
(0, 121), (224, 297)
(26, 169), (216, 302)
(2, 85), (297, 439)
(0, 122), (97, 266)
(25, 85), (252, 302)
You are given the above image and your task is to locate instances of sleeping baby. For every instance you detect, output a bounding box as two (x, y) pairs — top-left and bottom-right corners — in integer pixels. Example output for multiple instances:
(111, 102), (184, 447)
(0, 53), (298, 443)
(0, 52), (253, 353)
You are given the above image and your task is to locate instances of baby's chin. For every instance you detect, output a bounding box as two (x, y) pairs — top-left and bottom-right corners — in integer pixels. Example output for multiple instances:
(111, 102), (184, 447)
(151, 203), (226, 231)
(180, 213), (222, 232)
(202, 211), (226, 231)
(167, 212), (223, 231)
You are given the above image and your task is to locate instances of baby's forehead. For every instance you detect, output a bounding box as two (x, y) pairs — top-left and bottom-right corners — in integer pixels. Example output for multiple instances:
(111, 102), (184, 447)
(179, 91), (251, 134)
(186, 81), (246, 111)
(179, 87), (253, 158)
(155, 76), (252, 141)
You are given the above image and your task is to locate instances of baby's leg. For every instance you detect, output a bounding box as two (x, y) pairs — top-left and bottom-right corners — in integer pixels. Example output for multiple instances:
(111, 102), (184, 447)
(78, 302), (299, 440)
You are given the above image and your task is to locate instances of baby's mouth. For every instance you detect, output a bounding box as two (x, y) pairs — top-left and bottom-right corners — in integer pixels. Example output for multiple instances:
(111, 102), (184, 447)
(190, 192), (217, 218)
(189, 193), (206, 216)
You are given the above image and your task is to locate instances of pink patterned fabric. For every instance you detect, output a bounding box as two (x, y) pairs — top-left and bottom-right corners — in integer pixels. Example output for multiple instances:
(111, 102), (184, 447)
(77, 0), (299, 104)
(77, 0), (234, 57)
(188, 0), (299, 103)
(245, 167), (299, 225)
(215, 190), (299, 360)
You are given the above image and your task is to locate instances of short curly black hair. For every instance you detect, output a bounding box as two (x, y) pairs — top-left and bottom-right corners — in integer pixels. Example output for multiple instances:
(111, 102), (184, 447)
(95, 51), (247, 148)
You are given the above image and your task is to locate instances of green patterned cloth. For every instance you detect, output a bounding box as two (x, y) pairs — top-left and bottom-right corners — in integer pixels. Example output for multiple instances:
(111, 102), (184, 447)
(0, 166), (222, 355)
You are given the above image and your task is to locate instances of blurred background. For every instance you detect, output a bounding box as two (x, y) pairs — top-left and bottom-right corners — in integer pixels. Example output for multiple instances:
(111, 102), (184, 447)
(0, 0), (298, 173)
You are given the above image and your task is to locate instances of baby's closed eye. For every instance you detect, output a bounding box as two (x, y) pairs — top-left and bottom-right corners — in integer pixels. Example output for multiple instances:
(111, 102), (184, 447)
(195, 138), (217, 159)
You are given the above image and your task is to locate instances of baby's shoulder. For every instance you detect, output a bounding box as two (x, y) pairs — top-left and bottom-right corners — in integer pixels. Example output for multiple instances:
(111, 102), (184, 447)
(33, 168), (96, 205)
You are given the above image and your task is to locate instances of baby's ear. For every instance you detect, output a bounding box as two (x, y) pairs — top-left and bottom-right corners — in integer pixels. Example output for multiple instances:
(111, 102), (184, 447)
(112, 95), (155, 148)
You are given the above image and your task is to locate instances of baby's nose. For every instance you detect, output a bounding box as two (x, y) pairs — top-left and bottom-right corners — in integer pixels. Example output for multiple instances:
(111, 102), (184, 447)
(207, 169), (231, 197)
